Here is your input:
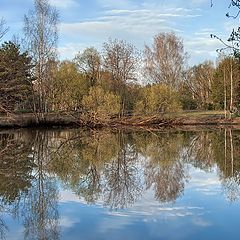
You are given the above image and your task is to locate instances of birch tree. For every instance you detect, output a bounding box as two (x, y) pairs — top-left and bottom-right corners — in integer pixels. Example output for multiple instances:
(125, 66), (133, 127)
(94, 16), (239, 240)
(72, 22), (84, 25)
(144, 32), (187, 89)
(24, 0), (59, 115)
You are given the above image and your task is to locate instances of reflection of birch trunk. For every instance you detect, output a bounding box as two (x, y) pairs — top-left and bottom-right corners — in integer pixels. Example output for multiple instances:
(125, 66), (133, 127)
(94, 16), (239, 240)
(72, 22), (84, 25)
(224, 129), (227, 171)
(23, 131), (59, 240)
(229, 129), (234, 176)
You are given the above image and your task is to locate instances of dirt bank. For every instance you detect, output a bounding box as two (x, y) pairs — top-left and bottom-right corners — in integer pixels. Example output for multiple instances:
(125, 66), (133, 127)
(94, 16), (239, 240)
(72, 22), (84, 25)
(1, 113), (240, 129)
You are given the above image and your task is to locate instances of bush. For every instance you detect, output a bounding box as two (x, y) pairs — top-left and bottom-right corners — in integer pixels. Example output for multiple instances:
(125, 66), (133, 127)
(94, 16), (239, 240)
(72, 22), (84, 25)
(82, 86), (121, 121)
(134, 84), (182, 115)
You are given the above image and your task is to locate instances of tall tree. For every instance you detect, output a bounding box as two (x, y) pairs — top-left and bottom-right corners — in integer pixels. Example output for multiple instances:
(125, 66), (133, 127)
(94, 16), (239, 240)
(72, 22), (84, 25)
(186, 61), (215, 110)
(0, 41), (33, 114)
(24, 0), (59, 115)
(103, 38), (139, 114)
(144, 32), (187, 88)
(212, 56), (240, 111)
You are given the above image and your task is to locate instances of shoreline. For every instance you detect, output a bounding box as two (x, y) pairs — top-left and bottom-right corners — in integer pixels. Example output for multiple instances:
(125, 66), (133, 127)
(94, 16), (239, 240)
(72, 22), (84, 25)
(1, 112), (240, 129)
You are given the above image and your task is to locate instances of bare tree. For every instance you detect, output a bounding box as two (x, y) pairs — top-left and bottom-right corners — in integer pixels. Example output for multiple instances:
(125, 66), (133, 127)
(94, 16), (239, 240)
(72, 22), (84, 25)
(103, 38), (139, 86)
(24, 0), (59, 116)
(144, 32), (187, 88)
(103, 38), (139, 113)
(0, 18), (9, 41)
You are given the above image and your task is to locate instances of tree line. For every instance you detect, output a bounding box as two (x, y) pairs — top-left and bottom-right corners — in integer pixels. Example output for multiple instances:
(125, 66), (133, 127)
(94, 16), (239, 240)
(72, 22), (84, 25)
(1, 0), (240, 122)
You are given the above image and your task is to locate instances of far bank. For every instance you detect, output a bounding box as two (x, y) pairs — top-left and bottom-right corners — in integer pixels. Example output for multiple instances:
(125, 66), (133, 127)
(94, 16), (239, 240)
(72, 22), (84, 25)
(1, 111), (240, 129)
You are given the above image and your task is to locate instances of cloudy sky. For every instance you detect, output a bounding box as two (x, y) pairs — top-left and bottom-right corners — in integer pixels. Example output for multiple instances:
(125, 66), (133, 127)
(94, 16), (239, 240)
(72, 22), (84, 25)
(1, 0), (239, 65)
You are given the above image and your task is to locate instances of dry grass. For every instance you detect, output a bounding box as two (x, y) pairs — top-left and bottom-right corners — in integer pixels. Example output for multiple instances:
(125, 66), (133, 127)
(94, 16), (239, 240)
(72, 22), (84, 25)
(165, 110), (226, 119)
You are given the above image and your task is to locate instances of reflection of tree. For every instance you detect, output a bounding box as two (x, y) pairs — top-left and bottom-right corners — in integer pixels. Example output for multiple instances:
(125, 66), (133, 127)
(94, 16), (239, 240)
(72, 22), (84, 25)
(184, 129), (240, 202)
(0, 132), (34, 204)
(0, 131), (35, 240)
(3, 127), (240, 239)
(21, 131), (59, 240)
(146, 160), (185, 203)
(184, 131), (215, 171)
(142, 132), (187, 203)
(22, 177), (59, 240)
(103, 133), (143, 209)
(218, 129), (240, 202)
(0, 210), (7, 240)
(50, 130), (143, 209)
(222, 176), (240, 202)
(49, 130), (120, 204)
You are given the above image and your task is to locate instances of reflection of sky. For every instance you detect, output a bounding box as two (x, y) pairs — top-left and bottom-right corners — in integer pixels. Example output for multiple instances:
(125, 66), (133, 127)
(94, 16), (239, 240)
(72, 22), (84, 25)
(2, 163), (240, 240)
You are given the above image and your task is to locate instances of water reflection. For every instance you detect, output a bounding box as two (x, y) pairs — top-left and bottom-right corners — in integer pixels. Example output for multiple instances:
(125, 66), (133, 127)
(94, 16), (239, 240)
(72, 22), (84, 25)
(0, 128), (240, 239)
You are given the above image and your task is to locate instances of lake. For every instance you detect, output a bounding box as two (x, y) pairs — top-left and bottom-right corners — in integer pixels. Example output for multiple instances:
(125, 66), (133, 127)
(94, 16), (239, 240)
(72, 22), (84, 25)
(0, 128), (240, 240)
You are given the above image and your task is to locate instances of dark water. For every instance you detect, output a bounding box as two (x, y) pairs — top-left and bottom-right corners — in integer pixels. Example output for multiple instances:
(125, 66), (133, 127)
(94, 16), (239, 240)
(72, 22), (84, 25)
(0, 128), (240, 240)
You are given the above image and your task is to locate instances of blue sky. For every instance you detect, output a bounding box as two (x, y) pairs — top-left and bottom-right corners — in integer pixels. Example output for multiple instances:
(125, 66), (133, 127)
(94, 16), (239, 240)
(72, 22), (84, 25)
(1, 0), (239, 65)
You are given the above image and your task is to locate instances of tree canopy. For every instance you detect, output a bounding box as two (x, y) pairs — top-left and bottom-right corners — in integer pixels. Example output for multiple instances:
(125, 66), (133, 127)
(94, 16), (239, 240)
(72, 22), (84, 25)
(0, 41), (34, 113)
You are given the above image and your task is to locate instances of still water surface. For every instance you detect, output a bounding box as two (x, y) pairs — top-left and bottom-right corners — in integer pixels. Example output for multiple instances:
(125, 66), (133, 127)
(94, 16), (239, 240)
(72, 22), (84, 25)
(0, 128), (240, 240)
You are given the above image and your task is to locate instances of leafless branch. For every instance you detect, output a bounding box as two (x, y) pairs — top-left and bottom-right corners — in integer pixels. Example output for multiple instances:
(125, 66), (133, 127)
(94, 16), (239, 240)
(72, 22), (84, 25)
(0, 18), (9, 41)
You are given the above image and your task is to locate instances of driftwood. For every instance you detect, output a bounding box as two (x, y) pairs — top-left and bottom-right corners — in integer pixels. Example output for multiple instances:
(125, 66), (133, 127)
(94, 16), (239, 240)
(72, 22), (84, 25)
(110, 115), (180, 127)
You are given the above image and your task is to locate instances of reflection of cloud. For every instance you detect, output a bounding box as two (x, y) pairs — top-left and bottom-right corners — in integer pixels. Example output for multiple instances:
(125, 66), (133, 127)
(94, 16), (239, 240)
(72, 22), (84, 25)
(191, 178), (220, 187)
(97, 216), (132, 233)
(126, 205), (204, 219)
(60, 190), (105, 206)
(60, 190), (82, 203)
(97, 200), (206, 234)
(192, 217), (212, 227)
(187, 166), (221, 195)
(95, 187), (206, 233)
(60, 216), (80, 228)
(1, 224), (24, 240)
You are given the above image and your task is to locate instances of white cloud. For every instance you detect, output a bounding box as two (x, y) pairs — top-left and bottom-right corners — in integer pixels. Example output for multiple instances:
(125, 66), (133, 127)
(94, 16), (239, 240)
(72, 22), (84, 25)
(59, 7), (194, 60)
(191, 0), (209, 6)
(49, 0), (79, 8)
(59, 7), (198, 46)
(58, 42), (102, 60)
(184, 36), (224, 64)
(56, 2), (227, 65)
(97, 0), (136, 9)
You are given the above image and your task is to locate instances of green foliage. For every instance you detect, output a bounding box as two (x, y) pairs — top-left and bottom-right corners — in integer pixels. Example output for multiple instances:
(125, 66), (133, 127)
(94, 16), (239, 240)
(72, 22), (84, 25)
(82, 86), (121, 120)
(134, 84), (182, 115)
(179, 83), (198, 110)
(0, 41), (33, 113)
(51, 61), (88, 111)
(74, 47), (101, 87)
